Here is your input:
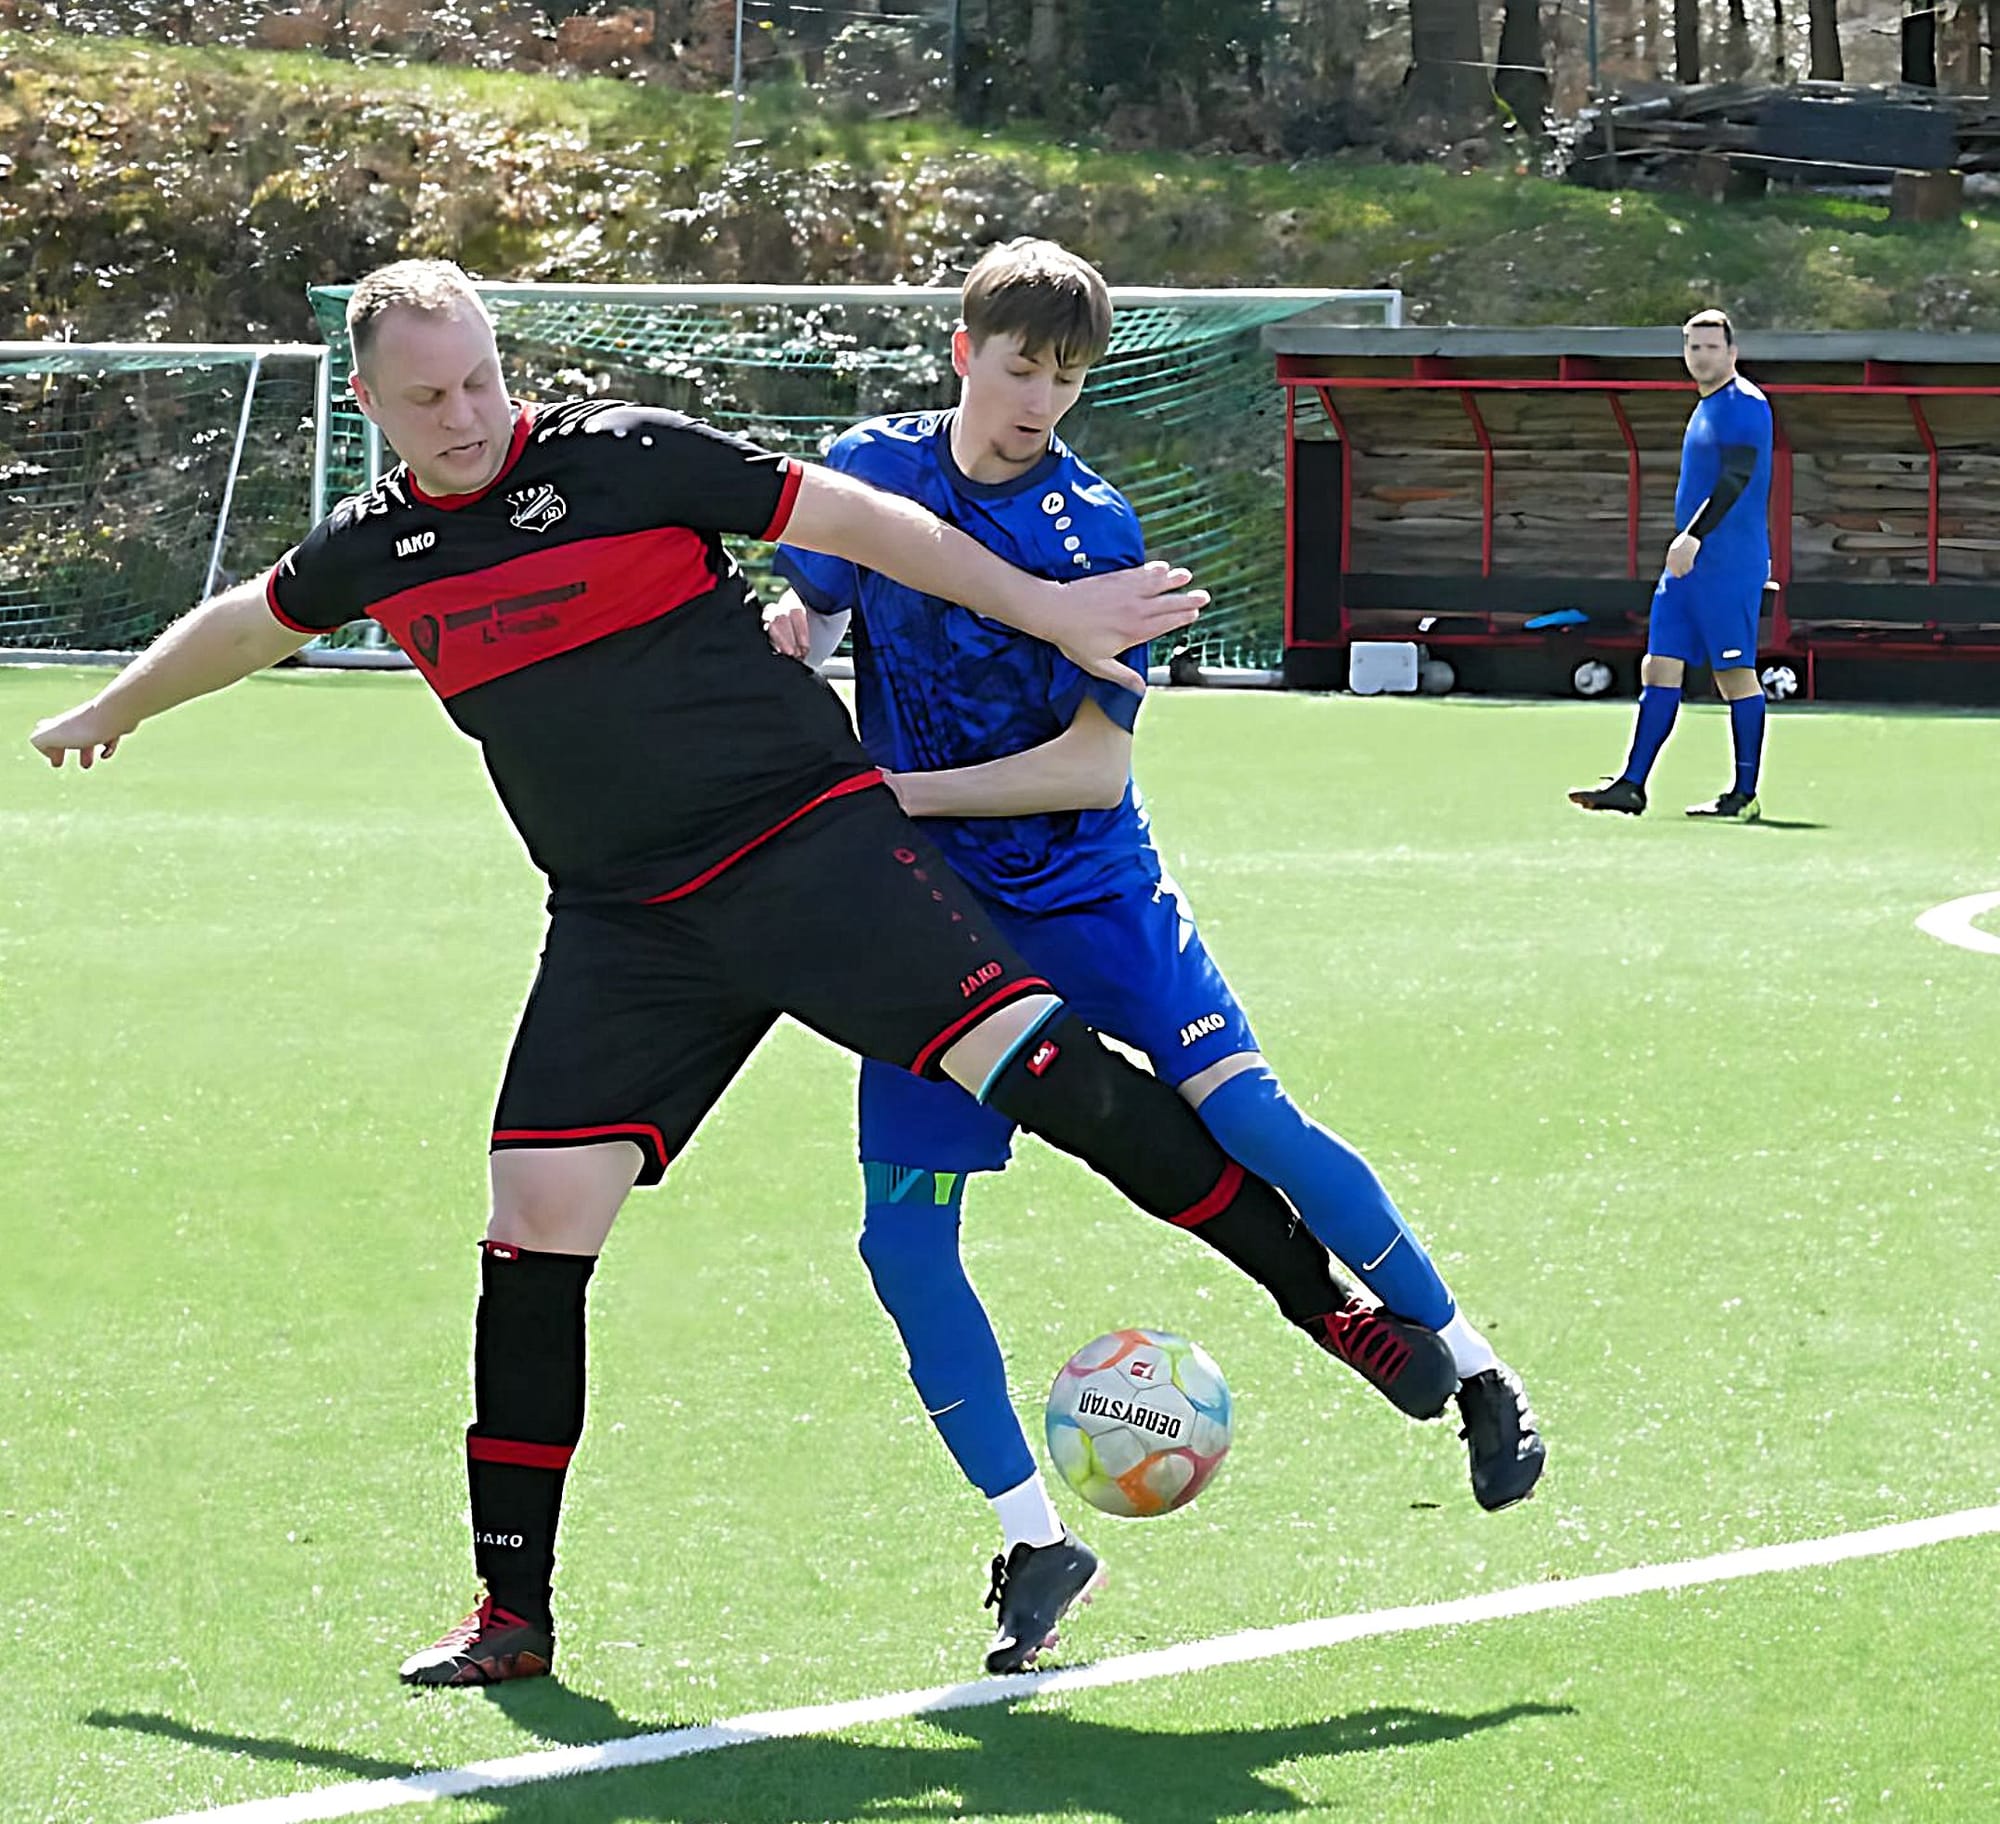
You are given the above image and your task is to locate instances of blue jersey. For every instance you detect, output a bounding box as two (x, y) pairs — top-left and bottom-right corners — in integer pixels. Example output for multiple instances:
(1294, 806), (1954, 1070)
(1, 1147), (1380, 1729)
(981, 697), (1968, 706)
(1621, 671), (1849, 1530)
(774, 411), (1157, 913)
(1675, 375), (1774, 577)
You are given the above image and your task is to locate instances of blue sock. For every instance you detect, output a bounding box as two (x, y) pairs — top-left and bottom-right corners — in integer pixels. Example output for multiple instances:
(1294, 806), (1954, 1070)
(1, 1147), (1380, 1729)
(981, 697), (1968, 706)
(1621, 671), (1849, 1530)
(1730, 692), (1766, 797)
(1196, 1069), (1455, 1331)
(1621, 683), (1681, 787)
(859, 1164), (1033, 1500)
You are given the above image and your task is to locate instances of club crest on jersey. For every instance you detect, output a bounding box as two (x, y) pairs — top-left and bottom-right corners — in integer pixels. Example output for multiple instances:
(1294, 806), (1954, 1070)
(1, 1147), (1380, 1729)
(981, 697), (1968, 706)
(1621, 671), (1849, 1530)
(507, 482), (567, 534)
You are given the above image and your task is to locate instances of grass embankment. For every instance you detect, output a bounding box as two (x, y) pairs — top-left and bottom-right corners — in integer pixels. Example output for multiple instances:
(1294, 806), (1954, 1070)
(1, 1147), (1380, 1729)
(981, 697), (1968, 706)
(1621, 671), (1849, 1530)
(7, 29), (2000, 337)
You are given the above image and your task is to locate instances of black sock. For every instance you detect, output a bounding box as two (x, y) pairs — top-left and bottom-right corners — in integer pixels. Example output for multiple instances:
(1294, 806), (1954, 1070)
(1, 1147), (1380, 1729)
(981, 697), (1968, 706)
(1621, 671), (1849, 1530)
(984, 1015), (1350, 1330)
(465, 1239), (595, 1633)
(1169, 1161), (1355, 1329)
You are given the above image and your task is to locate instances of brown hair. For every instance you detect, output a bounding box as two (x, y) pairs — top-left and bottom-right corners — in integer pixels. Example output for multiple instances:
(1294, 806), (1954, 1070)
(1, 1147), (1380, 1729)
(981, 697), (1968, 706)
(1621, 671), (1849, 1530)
(346, 259), (492, 372)
(1683, 308), (1736, 345)
(961, 238), (1113, 369)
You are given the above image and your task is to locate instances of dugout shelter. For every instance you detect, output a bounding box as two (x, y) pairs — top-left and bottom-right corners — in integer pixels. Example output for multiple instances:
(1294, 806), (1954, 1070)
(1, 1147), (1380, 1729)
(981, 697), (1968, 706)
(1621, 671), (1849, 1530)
(1269, 325), (2000, 701)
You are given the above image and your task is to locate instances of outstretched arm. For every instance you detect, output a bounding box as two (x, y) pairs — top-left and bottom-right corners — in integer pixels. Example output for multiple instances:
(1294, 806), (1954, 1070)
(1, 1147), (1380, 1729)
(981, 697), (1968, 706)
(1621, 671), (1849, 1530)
(780, 463), (1201, 693)
(886, 697), (1135, 819)
(28, 577), (314, 767)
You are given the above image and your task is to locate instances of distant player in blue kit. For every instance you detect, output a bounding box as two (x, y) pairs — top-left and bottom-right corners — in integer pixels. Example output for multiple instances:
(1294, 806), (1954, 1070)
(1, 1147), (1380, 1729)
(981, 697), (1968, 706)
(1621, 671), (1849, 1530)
(1572, 310), (1775, 820)
(770, 240), (1545, 1675)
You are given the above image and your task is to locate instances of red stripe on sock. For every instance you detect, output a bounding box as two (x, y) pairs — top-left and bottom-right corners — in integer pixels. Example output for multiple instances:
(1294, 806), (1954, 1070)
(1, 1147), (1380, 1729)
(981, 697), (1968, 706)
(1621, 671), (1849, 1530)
(1168, 1160), (1244, 1229)
(468, 1436), (575, 1471)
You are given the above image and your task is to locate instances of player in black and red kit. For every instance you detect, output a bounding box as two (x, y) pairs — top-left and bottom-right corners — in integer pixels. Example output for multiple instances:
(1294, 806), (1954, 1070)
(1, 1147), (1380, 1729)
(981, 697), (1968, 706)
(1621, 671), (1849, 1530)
(30, 260), (1439, 1685)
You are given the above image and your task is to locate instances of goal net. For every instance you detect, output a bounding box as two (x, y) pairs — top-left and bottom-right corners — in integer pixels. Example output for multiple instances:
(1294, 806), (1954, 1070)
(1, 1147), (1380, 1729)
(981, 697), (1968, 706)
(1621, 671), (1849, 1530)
(304, 282), (1402, 670)
(0, 344), (328, 656)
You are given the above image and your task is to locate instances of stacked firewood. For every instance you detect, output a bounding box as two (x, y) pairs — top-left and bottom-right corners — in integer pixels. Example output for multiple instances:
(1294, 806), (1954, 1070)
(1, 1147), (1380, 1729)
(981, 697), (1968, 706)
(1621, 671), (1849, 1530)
(1566, 81), (2000, 185)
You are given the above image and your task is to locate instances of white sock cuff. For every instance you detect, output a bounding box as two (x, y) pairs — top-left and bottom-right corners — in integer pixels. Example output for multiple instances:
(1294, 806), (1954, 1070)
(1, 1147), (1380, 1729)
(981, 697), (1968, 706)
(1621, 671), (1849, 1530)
(1440, 1309), (1500, 1379)
(990, 1473), (1066, 1551)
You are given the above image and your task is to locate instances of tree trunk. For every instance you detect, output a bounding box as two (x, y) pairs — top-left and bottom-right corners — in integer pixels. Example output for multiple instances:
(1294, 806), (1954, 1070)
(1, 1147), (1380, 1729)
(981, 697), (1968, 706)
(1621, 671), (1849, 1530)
(1771, 0), (1787, 77)
(1904, 3), (1939, 85)
(1723, 0), (1755, 75)
(1807, 0), (1844, 76)
(1676, 0), (1705, 80)
(1941, 0), (1982, 86)
(1299, 0), (1362, 101)
(1494, 0), (1548, 128)
(1028, 0), (1061, 80)
(1407, 0), (1490, 115)
(1989, 0), (2000, 92)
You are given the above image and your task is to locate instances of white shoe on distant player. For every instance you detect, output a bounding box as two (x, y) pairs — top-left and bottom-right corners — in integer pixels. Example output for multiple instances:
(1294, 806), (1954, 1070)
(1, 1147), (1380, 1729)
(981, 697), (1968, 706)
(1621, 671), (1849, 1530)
(1686, 789), (1760, 820)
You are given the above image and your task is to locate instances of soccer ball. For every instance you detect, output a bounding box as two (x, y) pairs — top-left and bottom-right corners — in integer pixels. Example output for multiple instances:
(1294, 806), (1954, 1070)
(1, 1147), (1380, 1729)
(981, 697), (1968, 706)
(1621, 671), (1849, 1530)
(1760, 664), (1799, 701)
(1417, 656), (1457, 695)
(1044, 1328), (1233, 1518)
(1572, 658), (1617, 698)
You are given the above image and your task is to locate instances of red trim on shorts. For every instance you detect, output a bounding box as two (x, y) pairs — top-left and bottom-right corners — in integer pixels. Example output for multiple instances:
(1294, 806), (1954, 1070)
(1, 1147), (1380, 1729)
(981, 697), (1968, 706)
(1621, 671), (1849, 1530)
(759, 459), (804, 541)
(492, 1122), (669, 1168)
(1169, 1160), (1245, 1229)
(467, 1436), (575, 1471)
(911, 977), (1056, 1080)
(642, 771), (884, 903)
(407, 406), (537, 510)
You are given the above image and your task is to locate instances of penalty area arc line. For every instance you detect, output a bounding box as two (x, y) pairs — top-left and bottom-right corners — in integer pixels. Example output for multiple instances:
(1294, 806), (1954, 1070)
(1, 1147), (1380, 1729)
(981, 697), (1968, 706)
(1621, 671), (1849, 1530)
(1916, 890), (2000, 957)
(141, 1502), (2000, 1824)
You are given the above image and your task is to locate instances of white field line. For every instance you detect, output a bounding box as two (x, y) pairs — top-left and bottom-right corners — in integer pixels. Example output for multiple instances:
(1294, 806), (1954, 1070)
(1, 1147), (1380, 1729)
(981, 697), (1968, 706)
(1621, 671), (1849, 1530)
(144, 1502), (2000, 1824)
(1916, 890), (2000, 956)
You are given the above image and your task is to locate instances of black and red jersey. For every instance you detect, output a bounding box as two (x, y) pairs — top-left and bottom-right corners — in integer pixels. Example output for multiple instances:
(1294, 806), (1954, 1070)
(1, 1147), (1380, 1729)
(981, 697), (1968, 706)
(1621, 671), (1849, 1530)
(266, 399), (879, 902)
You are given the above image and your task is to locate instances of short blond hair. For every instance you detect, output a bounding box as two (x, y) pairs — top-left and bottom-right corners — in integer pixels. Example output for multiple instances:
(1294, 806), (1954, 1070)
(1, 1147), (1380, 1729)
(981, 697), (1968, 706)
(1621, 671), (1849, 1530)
(961, 238), (1112, 369)
(346, 259), (492, 373)
(1683, 308), (1735, 345)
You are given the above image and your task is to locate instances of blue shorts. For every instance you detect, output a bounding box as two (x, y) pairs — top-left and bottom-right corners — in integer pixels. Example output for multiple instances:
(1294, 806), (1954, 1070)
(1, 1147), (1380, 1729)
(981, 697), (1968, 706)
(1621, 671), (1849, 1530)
(858, 868), (1259, 1174)
(1647, 568), (1764, 671)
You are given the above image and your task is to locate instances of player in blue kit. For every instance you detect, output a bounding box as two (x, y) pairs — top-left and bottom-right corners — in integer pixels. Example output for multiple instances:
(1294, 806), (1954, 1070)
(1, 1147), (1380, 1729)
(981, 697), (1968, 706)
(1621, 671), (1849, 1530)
(770, 240), (1545, 1674)
(1571, 309), (1775, 820)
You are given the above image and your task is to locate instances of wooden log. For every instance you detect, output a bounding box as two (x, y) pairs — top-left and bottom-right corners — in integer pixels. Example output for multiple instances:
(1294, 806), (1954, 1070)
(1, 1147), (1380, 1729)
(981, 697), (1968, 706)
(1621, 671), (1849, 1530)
(1890, 168), (1963, 223)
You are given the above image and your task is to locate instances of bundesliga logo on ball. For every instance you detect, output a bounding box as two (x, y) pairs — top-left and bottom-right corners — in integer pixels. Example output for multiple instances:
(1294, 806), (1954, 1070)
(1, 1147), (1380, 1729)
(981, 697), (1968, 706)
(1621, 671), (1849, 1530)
(1044, 1328), (1233, 1517)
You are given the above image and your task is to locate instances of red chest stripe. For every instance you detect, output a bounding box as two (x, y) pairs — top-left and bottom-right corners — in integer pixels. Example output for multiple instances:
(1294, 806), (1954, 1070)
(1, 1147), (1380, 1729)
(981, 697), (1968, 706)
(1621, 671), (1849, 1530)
(370, 524), (713, 697)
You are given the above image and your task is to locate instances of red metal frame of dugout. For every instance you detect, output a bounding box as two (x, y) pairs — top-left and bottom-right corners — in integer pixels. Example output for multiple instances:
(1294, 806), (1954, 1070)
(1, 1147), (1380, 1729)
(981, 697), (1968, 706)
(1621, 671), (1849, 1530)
(1279, 358), (2000, 690)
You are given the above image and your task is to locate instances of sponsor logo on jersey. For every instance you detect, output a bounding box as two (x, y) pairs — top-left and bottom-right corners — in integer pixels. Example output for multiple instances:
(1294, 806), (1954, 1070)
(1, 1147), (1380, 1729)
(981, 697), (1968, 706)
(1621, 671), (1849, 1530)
(473, 1531), (526, 1549)
(1026, 1038), (1061, 1077)
(404, 582), (588, 669)
(1178, 1012), (1227, 1047)
(507, 482), (568, 533)
(394, 529), (437, 558)
(959, 959), (1004, 998)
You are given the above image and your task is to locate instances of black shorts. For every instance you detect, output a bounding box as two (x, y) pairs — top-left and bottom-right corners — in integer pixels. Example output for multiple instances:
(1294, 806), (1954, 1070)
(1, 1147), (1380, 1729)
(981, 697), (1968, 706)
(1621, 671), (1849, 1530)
(491, 787), (1053, 1184)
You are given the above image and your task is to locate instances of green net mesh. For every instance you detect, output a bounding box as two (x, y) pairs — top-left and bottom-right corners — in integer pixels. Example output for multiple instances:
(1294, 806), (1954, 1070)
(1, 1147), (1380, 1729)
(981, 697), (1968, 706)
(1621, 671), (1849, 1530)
(306, 286), (1394, 668)
(0, 348), (324, 652)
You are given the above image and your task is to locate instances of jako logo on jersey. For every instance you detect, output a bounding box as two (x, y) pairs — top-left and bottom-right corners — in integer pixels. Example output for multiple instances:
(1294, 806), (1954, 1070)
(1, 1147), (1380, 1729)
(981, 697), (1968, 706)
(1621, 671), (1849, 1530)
(473, 1531), (525, 1549)
(394, 529), (436, 558)
(959, 960), (1003, 998)
(1026, 1039), (1061, 1077)
(1179, 1012), (1227, 1047)
(507, 483), (567, 533)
